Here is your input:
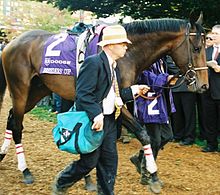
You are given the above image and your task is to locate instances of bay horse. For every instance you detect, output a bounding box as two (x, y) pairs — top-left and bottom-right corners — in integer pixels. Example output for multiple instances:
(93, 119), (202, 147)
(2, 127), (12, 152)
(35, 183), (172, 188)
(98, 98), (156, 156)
(0, 14), (208, 184)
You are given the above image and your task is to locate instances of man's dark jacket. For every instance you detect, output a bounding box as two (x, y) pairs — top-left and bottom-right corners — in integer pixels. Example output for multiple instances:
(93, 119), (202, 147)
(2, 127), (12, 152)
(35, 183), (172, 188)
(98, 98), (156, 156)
(75, 51), (133, 120)
(206, 46), (220, 100)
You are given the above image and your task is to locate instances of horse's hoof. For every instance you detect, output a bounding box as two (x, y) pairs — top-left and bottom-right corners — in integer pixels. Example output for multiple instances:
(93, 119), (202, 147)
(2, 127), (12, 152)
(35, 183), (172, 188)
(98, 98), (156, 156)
(0, 153), (6, 162)
(148, 179), (161, 194)
(23, 168), (34, 184)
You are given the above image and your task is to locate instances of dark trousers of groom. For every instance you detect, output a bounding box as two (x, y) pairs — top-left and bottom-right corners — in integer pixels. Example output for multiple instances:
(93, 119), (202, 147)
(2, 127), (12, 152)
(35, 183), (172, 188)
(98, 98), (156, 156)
(56, 113), (118, 195)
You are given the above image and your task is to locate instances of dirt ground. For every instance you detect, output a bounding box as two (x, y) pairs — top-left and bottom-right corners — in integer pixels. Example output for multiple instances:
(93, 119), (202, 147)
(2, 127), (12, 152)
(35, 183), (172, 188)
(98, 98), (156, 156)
(0, 91), (220, 195)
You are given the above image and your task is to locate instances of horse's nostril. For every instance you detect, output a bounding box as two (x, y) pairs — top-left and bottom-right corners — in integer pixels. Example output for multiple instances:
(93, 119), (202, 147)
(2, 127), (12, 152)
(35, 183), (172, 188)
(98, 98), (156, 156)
(201, 84), (209, 90)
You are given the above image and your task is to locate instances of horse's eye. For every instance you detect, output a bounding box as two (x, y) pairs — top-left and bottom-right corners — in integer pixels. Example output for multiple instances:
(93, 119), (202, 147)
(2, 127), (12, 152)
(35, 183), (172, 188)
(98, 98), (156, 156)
(194, 47), (201, 53)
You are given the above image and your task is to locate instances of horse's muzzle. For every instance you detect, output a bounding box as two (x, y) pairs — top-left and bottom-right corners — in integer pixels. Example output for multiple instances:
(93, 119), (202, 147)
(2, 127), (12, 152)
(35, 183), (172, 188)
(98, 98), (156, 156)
(197, 84), (209, 93)
(201, 83), (209, 91)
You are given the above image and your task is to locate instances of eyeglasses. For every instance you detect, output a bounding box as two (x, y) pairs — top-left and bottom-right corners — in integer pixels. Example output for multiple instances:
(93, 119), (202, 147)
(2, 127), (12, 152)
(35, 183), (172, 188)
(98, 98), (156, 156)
(206, 37), (213, 41)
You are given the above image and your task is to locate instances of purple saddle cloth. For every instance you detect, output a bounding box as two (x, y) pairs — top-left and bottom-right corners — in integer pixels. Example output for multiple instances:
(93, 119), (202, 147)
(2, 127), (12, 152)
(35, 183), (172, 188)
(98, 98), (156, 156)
(40, 33), (78, 76)
(40, 28), (103, 76)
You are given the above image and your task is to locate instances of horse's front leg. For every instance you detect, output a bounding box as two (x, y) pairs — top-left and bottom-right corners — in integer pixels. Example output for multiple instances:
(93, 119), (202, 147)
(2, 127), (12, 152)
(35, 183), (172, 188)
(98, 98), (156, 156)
(1, 108), (34, 184)
(121, 107), (157, 174)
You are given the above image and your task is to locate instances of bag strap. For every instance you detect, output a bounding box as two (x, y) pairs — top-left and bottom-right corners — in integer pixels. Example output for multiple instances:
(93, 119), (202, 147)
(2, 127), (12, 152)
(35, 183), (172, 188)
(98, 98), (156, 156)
(74, 123), (82, 154)
(57, 123), (82, 154)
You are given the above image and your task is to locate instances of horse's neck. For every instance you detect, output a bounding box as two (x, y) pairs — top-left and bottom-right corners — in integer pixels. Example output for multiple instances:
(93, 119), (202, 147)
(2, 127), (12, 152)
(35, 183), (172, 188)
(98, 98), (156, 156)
(119, 32), (182, 86)
(132, 32), (181, 72)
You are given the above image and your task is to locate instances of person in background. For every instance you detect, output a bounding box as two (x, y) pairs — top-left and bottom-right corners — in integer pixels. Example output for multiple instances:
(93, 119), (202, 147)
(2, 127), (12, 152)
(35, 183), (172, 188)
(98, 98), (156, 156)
(51, 93), (62, 114)
(170, 64), (197, 146)
(130, 57), (176, 194)
(196, 33), (214, 141)
(200, 25), (220, 152)
(205, 33), (214, 48)
(52, 25), (150, 195)
(0, 40), (7, 55)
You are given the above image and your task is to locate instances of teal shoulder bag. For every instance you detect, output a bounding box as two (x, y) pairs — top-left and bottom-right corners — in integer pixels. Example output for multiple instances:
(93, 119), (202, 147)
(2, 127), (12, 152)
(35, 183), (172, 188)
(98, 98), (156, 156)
(52, 107), (104, 154)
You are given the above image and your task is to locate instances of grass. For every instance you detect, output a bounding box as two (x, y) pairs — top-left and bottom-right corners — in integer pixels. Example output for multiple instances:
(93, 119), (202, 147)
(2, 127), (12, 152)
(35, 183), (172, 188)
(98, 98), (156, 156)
(30, 106), (218, 148)
(30, 106), (57, 123)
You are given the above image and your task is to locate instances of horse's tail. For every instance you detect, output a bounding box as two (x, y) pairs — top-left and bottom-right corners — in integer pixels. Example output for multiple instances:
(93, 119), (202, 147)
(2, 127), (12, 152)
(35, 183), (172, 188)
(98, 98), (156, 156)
(0, 53), (7, 112)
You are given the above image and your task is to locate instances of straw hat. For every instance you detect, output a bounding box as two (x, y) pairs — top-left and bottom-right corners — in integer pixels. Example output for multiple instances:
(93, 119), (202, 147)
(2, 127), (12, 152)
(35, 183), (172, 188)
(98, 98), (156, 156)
(97, 25), (132, 47)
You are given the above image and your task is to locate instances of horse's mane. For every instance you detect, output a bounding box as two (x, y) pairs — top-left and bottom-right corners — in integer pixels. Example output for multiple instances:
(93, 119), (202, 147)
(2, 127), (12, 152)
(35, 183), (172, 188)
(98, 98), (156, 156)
(123, 18), (189, 35)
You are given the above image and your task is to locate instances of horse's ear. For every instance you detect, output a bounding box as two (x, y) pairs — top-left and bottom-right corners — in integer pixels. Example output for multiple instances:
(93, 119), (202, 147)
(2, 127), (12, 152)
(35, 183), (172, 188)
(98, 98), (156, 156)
(196, 12), (203, 25)
(189, 10), (203, 25)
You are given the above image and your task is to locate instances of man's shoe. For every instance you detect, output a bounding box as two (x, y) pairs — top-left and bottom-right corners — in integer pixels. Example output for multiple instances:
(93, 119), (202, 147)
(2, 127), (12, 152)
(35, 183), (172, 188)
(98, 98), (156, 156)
(51, 183), (68, 195)
(122, 136), (130, 144)
(202, 146), (218, 153)
(171, 138), (181, 143)
(51, 173), (69, 195)
(179, 140), (194, 146)
(130, 155), (141, 174)
(84, 175), (97, 192)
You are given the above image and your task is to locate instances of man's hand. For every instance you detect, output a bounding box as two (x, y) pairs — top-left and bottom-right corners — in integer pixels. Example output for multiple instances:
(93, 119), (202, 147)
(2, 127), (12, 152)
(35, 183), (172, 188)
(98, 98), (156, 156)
(206, 60), (220, 73)
(137, 85), (150, 95)
(213, 65), (220, 73)
(207, 60), (218, 69)
(92, 113), (104, 131)
(167, 75), (178, 86)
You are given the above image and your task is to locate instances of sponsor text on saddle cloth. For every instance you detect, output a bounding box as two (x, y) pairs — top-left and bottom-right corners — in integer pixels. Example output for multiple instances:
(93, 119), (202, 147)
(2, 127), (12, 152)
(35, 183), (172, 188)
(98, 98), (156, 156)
(40, 33), (77, 76)
(40, 26), (105, 76)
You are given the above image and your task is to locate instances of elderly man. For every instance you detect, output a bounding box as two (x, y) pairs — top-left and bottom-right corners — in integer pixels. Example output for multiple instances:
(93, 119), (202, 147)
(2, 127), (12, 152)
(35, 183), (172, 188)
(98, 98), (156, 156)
(52, 25), (150, 195)
(200, 25), (220, 152)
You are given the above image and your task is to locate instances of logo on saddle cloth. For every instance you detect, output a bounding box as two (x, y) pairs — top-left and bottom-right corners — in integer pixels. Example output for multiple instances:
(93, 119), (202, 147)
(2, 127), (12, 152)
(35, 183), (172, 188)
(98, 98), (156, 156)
(40, 25), (106, 76)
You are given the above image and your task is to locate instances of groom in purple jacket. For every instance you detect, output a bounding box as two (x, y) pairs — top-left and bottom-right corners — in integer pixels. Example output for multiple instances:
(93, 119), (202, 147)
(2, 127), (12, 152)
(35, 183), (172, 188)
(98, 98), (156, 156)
(131, 57), (176, 194)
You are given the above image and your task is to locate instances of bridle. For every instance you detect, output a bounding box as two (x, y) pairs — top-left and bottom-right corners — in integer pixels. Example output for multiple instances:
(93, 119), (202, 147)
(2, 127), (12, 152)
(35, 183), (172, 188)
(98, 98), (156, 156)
(171, 22), (208, 86)
(135, 23), (208, 100)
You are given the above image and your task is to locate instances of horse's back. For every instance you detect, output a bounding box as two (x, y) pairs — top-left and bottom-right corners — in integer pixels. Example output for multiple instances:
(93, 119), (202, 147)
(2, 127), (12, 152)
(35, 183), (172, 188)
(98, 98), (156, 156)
(2, 30), (53, 74)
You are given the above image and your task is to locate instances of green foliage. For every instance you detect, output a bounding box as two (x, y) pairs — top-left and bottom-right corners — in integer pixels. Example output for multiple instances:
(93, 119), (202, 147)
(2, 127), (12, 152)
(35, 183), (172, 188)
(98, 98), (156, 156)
(30, 106), (57, 123)
(1, 0), (75, 40)
(50, 0), (123, 18)
(47, 0), (220, 28)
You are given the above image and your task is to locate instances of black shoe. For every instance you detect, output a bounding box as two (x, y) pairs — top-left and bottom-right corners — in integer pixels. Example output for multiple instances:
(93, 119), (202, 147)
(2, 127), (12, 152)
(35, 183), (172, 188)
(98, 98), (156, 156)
(51, 182), (68, 195)
(202, 146), (218, 153)
(130, 154), (141, 174)
(52, 169), (70, 195)
(179, 140), (194, 146)
(84, 175), (97, 192)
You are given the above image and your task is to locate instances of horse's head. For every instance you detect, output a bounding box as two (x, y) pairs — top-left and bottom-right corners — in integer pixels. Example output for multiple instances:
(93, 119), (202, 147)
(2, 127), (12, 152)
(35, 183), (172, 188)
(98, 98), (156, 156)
(170, 12), (208, 93)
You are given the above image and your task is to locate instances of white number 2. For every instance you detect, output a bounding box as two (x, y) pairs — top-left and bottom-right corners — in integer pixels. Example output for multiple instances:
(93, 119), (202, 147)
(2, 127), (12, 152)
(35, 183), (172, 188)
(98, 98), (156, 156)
(45, 33), (68, 57)
(148, 92), (159, 115)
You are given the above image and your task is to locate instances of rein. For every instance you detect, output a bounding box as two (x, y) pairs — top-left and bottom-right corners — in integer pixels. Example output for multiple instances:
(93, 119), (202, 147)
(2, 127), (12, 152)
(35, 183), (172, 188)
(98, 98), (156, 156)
(133, 75), (185, 100)
(134, 93), (161, 100)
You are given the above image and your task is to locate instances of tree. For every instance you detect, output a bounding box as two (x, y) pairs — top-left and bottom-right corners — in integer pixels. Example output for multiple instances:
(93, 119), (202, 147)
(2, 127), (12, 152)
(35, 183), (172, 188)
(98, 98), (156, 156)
(45, 0), (219, 28)
(1, 0), (74, 40)
(49, 0), (123, 18)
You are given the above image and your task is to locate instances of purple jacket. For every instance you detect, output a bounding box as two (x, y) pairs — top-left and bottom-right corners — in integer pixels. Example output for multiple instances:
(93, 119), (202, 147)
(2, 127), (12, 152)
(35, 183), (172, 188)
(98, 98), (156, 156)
(135, 60), (176, 124)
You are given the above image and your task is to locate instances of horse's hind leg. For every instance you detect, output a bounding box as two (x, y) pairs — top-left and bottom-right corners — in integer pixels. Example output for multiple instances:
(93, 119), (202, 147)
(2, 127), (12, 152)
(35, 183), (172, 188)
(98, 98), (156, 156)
(0, 65), (37, 184)
(1, 78), (51, 184)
